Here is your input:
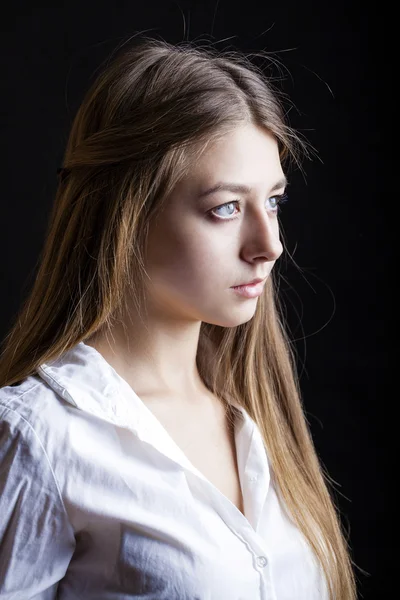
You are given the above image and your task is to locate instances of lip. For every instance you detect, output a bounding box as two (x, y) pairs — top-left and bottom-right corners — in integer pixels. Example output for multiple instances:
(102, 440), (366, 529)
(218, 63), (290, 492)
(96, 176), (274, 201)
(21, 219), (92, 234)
(231, 277), (265, 287)
(230, 278), (266, 298)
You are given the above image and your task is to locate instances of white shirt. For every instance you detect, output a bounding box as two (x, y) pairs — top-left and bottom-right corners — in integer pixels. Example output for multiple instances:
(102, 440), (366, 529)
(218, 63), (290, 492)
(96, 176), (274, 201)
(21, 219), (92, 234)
(0, 341), (328, 599)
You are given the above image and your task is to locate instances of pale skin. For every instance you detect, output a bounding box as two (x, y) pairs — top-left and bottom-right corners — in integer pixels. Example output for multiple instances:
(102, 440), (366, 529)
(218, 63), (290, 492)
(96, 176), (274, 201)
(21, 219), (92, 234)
(85, 122), (286, 514)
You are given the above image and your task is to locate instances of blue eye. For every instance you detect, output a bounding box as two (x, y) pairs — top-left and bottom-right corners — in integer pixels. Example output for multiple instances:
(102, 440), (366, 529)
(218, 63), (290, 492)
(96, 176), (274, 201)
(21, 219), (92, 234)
(211, 201), (238, 218)
(209, 193), (289, 220)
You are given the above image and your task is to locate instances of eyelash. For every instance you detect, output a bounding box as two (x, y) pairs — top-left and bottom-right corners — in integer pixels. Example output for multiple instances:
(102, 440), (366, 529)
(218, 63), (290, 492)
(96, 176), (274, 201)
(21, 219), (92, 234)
(208, 193), (289, 221)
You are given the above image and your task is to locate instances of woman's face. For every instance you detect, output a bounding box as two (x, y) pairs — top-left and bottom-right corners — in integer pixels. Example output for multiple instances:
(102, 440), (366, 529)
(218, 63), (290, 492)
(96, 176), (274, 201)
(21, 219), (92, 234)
(144, 122), (286, 328)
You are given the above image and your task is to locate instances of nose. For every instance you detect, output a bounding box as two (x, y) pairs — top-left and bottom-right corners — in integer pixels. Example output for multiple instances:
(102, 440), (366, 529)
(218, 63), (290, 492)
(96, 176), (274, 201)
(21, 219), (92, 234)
(242, 211), (283, 262)
(266, 235), (283, 261)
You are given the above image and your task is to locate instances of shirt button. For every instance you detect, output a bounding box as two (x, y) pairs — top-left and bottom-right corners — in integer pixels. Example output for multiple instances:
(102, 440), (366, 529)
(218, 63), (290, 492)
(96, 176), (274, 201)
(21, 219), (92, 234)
(256, 556), (268, 568)
(249, 475), (258, 482)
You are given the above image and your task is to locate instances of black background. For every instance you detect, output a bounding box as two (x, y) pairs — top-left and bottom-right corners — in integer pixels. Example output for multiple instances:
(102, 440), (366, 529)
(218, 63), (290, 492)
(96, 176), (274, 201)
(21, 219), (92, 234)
(1, 2), (391, 598)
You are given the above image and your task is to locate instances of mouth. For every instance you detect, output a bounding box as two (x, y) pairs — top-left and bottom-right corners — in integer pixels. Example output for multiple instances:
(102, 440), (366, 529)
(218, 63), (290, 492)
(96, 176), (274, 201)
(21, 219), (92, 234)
(230, 279), (266, 298)
(231, 277), (265, 287)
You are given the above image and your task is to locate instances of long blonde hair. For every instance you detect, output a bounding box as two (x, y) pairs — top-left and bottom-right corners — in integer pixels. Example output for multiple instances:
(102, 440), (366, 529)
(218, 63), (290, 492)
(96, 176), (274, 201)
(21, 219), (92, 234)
(0, 37), (357, 599)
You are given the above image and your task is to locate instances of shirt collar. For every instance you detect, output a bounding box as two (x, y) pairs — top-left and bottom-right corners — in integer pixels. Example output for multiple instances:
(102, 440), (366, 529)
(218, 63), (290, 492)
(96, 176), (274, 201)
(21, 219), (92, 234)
(37, 340), (270, 529)
(36, 341), (253, 464)
(37, 340), (246, 421)
(37, 341), (128, 420)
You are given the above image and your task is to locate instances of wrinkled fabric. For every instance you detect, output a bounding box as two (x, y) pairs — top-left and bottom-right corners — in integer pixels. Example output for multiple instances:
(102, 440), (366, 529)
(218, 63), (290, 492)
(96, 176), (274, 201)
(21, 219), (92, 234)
(0, 341), (328, 599)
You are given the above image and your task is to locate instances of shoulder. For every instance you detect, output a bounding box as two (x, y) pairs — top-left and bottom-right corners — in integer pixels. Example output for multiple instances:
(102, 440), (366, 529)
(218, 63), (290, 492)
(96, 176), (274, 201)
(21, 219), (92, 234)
(0, 374), (77, 516)
(0, 373), (73, 442)
(0, 374), (72, 502)
(0, 377), (76, 597)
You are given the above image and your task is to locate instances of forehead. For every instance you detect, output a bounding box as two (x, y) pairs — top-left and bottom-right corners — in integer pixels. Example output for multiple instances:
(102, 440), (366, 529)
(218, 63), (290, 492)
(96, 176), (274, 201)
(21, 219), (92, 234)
(180, 123), (285, 196)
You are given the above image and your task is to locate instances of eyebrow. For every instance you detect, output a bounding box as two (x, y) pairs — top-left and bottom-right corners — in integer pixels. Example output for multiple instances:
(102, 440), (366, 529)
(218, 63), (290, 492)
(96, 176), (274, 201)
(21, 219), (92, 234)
(197, 176), (288, 198)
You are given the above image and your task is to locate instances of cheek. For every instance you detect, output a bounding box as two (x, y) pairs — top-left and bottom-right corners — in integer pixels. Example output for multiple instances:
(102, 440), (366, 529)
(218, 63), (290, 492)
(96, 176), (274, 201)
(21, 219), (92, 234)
(145, 211), (235, 298)
(146, 226), (216, 288)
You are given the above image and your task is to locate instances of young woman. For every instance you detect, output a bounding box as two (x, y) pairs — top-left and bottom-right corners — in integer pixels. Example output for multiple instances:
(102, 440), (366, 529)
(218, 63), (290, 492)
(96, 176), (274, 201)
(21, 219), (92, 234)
(0, 38), (357, 599)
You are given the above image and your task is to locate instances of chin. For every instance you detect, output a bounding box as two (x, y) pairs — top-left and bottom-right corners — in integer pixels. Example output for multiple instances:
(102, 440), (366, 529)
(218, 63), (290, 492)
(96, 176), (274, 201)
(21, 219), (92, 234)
(204, 310), (257, 329)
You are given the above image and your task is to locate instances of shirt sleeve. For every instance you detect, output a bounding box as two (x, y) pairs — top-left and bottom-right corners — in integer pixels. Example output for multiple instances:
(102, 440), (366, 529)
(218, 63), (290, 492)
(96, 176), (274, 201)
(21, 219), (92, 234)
(0, 404), (76, 599)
